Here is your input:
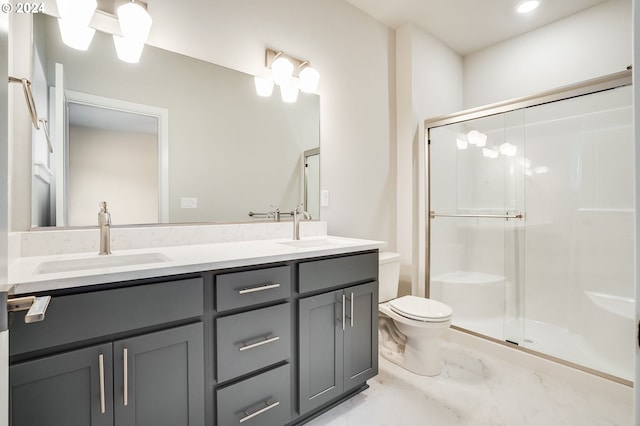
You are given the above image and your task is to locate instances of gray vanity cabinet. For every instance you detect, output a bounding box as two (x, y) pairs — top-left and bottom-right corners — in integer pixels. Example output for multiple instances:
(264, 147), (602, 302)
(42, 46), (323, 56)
(10, 323), (204, 426)
(113, 323), (204, 426)
(10, 343), (114, 426)
(298, 281), (378, 415)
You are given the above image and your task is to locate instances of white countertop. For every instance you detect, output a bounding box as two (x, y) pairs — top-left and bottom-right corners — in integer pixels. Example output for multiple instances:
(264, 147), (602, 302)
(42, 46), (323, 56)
(7, 236), (384, 295)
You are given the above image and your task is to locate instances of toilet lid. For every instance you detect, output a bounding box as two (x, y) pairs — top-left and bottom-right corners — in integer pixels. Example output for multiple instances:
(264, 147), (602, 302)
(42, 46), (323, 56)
(389, 295), (453, 322)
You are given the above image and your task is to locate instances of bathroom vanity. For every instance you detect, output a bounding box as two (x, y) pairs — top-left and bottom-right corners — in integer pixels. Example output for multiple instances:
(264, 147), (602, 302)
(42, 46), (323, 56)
(5, 236), (382, 426)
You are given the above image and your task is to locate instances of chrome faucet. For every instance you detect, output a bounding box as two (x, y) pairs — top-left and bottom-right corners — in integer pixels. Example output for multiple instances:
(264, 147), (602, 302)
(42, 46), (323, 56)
(98, 201), (111, 255)
(292, 203), (311, 240)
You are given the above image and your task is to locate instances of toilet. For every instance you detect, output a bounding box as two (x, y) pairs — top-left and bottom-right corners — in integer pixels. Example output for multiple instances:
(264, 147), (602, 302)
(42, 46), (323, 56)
(378, 252), (453, 376)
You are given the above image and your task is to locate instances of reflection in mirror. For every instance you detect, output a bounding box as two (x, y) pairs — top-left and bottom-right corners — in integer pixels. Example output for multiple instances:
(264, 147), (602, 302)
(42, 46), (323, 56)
(30, 13), (320, 227)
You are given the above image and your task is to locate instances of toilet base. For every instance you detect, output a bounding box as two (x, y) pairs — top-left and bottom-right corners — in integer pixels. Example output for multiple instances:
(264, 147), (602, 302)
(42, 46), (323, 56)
(378, 316), (446, 377)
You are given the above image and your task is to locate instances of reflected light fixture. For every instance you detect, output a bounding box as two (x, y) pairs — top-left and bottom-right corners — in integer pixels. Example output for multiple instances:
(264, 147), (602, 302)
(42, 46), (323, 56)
(55, 0), (97, 50)
(482, 148), (499, 159)
(499, 142), (517, 157)
(515, 0), (540, 14)
(280, 80), (300, 103)
(113, 0), (153, 64)
(456, 136), (468, 150)
(254, 76), (275, 97)
(256, 49), (320, 102)
(467, 130), (487, 147)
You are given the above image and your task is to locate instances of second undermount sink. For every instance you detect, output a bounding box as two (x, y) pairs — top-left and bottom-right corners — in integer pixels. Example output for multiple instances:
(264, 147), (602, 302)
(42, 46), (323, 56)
(35, 252), (171, 274)
(278, 238), (346, 249)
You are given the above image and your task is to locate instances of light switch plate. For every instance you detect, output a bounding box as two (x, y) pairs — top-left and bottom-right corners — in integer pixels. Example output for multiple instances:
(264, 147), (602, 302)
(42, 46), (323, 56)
(320, 190), (329, 207)
(180, 197), (198, 209)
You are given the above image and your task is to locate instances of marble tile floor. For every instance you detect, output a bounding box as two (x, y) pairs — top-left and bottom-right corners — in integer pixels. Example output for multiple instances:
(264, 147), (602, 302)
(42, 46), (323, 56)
(307, 339), (632, 426)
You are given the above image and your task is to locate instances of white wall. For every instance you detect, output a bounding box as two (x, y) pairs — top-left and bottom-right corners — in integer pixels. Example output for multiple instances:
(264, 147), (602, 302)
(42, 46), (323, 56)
(68, 127), (158, 226)
(396, 24), (463, 296)
(464, 0), (632, 108)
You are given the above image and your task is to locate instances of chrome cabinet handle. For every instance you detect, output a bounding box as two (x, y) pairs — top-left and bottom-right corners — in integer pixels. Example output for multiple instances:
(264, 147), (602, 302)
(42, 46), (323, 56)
(239, 335), (280, 352)
(342, 293), (346, 331)
(98, 354), (106, 414)
(238, 283), (280, 295)
(123, 348), (128, 406)
(239, 400), (280, 423)
(350, 292), (354, 328)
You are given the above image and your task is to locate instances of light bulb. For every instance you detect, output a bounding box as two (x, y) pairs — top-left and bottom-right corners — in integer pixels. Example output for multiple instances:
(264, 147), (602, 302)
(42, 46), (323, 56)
(117, 1), (153, 43)
(299, 66), (320, 93)
(272, 57), (294, 86)
(254, 76), (275, 97)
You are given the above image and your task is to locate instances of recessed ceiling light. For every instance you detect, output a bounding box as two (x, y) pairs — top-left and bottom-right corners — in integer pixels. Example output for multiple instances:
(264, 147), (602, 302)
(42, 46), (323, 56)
(516, 0), (540, 14)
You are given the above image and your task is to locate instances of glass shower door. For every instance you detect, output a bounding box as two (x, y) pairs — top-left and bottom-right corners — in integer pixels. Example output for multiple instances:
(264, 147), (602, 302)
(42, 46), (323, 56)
(428, 110), (525, 344)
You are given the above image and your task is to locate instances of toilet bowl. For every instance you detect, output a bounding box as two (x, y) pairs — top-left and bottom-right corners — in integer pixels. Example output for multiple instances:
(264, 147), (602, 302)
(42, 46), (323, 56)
(378, 252), (453, 376)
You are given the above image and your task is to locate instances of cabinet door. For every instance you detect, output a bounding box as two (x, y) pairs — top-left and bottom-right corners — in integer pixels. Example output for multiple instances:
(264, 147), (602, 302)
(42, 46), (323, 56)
(10, 343), (114, 426)
(113, 323), (204, 426)
(343, 282), (378, 390)
(298, 290), (344, 414)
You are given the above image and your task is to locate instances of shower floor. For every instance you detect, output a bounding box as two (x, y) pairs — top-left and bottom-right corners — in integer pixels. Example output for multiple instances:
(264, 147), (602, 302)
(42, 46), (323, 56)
(453, 317), (632, 382)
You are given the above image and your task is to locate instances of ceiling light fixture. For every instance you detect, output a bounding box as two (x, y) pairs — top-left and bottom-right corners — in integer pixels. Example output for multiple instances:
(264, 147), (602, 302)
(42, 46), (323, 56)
(256, 49), (320, 102)
(515, 0), (540, 14)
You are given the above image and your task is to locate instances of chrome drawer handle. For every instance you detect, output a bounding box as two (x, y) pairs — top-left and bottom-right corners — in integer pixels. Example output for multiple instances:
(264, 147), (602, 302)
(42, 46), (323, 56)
(239, 335), (280, 352)
(239, 400), (280, 423)
(238, 283), (281, 295)
(123, 348), (129, 406)
(98, 354), (106, 414)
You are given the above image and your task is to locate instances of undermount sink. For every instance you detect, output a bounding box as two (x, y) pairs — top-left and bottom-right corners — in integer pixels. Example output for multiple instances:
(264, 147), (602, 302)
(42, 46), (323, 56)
(35, 252), (171, 274)
(278, 238), (346, 249)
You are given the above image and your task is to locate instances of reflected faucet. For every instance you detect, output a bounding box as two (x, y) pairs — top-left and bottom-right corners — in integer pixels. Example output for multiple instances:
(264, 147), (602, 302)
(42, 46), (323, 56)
(98, 201), (111, 255)
(292, 203), (311, 240)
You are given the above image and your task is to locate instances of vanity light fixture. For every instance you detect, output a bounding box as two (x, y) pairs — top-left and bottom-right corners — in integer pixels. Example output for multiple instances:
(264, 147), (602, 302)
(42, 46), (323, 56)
(113, 0), (153, 64)
(499, 142), (517, 157)
(55, 0), (97, 50)
(482, 147), (499, 159)
(255, 49), (321, 101)
(515, 0), (540, 14)
(456, 136), (468, 150)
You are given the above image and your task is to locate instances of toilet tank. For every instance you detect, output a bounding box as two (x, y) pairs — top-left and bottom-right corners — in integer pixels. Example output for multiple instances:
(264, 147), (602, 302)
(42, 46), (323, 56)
(378, 252), (401, 302)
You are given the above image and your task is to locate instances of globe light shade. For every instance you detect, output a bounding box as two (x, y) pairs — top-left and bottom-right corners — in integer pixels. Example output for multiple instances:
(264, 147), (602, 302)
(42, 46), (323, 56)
(56, 0), (96, 26)
(272, 57), (294, 86)
(299, 66), (320, 93)
(58, 19), (95, 51)
(467, 129), (487, 147)
(254, 76), (275, 97)
(117, 1), (153, 43)
(113, 35), (145, 63)
(280, 82), (299, 103)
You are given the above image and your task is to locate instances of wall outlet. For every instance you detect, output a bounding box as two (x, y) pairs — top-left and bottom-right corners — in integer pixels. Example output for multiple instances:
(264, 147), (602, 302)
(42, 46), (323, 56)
(181, 197), (198, 209)
(320, 190), (329, 207)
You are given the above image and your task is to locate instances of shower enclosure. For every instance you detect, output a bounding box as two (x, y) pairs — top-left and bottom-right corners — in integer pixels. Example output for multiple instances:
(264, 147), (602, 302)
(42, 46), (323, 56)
(427, 71), (634, 382)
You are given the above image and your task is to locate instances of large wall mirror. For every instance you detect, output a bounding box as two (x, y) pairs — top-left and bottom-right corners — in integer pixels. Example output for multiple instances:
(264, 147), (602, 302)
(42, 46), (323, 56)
(30, 13), (320, 228)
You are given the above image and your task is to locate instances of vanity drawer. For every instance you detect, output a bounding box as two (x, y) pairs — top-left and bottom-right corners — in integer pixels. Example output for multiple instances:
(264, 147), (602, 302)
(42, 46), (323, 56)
(216, 302), (291, 383)
(217, 363), (291, 426)
(216, 265), (291, 312)
(298, 252), (378, 294)
(10, 278), (204, 356)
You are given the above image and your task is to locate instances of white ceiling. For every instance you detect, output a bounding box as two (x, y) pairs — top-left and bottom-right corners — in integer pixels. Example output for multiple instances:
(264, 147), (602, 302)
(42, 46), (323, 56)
(344, 0), (611, 55)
